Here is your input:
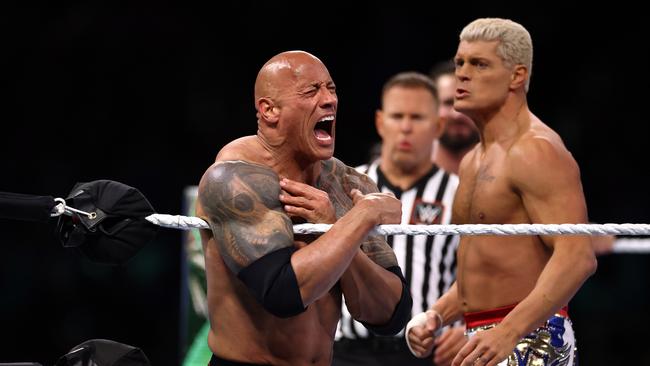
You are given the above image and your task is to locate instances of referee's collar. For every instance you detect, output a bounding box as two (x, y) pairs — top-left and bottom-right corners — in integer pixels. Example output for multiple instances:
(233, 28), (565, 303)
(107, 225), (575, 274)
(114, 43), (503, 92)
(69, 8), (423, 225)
(374, 161), (440, 195)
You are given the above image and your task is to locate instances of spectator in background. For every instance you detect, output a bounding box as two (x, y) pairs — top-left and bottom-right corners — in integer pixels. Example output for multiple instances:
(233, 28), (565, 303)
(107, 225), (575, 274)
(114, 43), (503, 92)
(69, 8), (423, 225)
(430, 60), (479, 174)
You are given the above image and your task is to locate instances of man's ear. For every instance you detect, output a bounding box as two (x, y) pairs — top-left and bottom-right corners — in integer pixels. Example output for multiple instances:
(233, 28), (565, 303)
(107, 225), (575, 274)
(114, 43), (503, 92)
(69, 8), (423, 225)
(510, 65), (528, 90)
(257, 97), (279, 124)
(375, 109), (385, 138)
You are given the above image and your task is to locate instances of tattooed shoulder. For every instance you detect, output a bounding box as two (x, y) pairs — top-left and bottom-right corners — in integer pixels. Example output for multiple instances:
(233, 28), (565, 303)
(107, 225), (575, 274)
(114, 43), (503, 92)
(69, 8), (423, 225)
(320, 158), (379, 195)
(198, 160), (294, 274)
(320, 159), (397, 268)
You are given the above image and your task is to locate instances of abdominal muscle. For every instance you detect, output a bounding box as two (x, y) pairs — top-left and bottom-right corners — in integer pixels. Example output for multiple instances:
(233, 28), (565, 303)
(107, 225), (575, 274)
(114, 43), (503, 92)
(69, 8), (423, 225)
(456, 234), (551, 313)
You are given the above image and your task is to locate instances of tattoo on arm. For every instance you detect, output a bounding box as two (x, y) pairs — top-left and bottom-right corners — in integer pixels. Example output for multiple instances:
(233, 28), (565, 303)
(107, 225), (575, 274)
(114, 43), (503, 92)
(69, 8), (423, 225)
(198, 161), (294, 274)
(318, 158), (399, 269)
(360, 235), (400, 268)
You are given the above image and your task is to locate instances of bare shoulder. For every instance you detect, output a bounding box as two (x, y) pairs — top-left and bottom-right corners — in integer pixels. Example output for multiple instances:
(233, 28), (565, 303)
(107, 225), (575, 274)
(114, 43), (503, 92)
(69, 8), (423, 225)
(506, 116), (589, 228)
(319, 157), (379, 195)
(215, 136), (262, 162)
(198, 160), (280, 208)
(511, 121), (574, 165)
(508, 119), (581, 188)
(197, 160), (294, 274)
(319, 158), (397, 269)
(317, 157), (378, 215)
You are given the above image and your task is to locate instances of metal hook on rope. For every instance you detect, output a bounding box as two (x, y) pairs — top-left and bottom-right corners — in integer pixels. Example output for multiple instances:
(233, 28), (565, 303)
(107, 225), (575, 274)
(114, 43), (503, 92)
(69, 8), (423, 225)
(50, 197), (97, 219)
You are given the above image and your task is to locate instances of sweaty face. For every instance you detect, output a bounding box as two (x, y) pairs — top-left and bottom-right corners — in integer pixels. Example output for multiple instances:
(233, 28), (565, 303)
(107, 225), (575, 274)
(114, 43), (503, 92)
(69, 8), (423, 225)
(377, 86), (439, 172)
(275, 59), (338, 162)
(453, 40), (514, 116)
(436, 74), (479, 151)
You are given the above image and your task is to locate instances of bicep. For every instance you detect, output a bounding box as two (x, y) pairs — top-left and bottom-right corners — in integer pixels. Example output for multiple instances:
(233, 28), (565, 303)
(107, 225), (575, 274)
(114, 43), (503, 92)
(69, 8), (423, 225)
(197, 161), (295, 275)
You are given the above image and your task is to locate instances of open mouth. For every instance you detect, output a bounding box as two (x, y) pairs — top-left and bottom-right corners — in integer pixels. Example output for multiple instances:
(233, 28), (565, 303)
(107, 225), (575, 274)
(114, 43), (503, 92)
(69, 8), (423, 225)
(313, 115), (334, 143)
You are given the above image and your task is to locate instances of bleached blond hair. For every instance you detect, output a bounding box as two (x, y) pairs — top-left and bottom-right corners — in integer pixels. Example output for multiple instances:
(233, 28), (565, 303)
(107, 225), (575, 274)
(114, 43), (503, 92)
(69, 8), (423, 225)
(460, 18), (533, 91)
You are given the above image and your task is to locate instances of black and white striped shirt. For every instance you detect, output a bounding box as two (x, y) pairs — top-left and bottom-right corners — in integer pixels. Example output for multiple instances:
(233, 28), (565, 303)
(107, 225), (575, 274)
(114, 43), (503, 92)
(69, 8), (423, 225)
(336, 159), (460, 339)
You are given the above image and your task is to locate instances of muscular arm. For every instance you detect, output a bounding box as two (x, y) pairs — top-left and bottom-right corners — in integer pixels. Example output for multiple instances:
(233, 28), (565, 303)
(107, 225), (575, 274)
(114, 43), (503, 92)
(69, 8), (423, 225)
(197, 160), (400, 317)
(198, 161), (300, 316)
(432, 282), (464, 326)
(406, 282), (464, 358)
(340, 237), (407, 331)
(499, 136), (597, 341)
(320, 159), (406, 329)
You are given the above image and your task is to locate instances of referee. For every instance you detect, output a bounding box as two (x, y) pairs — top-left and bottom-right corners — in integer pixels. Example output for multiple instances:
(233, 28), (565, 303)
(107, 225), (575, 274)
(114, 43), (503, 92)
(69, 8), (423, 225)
(333, 72), (467, 366)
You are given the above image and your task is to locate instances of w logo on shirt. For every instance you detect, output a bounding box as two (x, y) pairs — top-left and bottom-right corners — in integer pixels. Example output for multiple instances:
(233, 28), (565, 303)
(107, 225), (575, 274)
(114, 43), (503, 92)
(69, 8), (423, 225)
(410, 199), (444, 225)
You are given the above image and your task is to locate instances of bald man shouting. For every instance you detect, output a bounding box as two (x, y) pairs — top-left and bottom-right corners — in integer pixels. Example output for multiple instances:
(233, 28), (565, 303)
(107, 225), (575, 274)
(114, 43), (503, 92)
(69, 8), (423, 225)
(196, 51), (412, 366)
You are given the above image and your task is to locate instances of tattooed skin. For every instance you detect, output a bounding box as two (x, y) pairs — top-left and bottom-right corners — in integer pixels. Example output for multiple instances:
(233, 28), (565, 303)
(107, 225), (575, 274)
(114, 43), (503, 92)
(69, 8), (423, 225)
(198, 161), (294, 275)
(317, 158), (399, 269)
(199, 158), (398, 276)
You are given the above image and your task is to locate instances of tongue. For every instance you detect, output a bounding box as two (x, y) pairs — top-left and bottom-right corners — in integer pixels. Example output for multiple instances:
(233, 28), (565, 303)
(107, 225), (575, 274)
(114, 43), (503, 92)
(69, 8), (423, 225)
(314, 129), (331, 141)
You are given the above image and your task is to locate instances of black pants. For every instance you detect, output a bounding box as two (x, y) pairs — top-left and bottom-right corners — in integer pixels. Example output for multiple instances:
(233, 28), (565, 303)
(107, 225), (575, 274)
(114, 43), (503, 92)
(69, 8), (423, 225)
(332, 337), (435, 366)
(209, 354), (268, 366)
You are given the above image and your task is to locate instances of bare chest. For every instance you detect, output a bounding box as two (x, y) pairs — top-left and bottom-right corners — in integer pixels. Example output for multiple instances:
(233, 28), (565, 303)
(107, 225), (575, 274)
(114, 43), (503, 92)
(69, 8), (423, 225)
(454, 154), (524, 224)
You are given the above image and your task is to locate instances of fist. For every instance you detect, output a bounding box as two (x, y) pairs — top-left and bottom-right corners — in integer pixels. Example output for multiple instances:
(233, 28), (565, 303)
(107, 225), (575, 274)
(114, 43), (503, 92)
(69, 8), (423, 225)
(349, 189), (401, 226)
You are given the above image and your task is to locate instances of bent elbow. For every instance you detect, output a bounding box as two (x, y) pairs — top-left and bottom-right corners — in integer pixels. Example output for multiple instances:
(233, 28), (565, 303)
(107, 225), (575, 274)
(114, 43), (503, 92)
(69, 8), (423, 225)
(578, 250), (598, 279)
(344, 298), (363, 320)
(586, 254), (598, 277)
(362, 283), (412, 336)
(362, 270), (413, 336)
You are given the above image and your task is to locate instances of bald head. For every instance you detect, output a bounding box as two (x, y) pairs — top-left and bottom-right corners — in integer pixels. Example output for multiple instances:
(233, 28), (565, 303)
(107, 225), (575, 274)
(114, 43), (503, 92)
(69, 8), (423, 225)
(254, 51), (327, 102)
(253, 50), (338, 160)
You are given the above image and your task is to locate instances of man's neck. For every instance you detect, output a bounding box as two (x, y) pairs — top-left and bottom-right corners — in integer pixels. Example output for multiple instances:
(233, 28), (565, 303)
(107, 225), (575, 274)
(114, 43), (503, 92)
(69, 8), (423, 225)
(255, 135), (321, 184)
(276, 160), (321, 184)
(472, 95), (530, 148)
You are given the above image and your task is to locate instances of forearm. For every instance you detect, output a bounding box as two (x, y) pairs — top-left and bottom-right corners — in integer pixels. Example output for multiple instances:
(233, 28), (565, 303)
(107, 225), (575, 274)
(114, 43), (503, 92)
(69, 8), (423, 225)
(291, 206), (377, 306)
(405, 282), (462, 357)
(431, 282), (464, 326)
(499, 239), (596, 339)
(339, 249), (402, 323)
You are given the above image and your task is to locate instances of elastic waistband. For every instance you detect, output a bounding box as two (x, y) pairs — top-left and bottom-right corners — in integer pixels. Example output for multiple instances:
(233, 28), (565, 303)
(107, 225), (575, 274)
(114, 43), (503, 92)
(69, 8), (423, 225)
(463, 303), (569, 329)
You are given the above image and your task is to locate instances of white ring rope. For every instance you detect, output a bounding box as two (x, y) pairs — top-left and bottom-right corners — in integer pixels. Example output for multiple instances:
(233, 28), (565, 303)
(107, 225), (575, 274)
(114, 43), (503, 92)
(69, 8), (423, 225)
(146, 213), (650, 236)
(146, 213), (650, 254)
(293, 223), (650, 236)
(45, 194), (650, 254)
(146, 214), (211, 230)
